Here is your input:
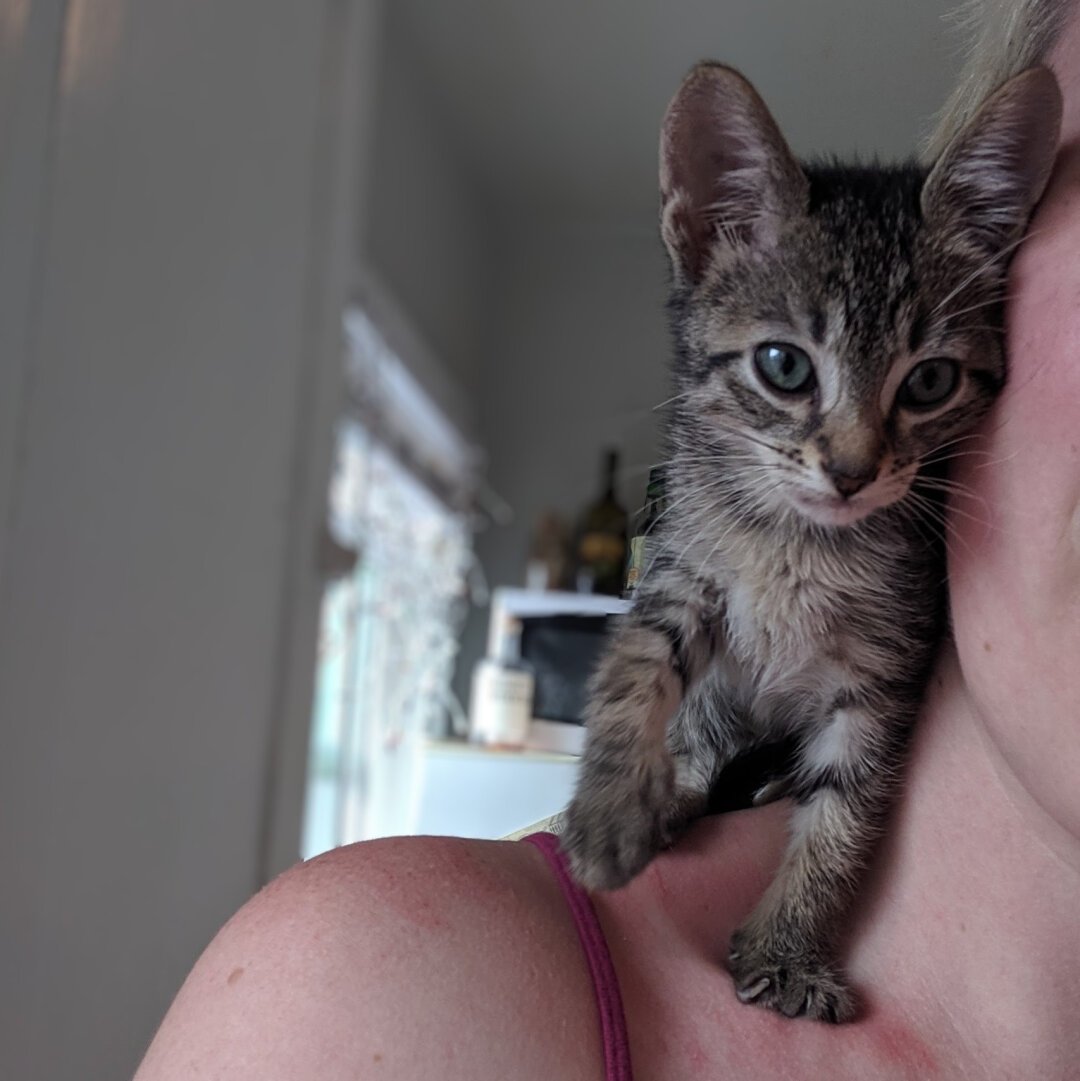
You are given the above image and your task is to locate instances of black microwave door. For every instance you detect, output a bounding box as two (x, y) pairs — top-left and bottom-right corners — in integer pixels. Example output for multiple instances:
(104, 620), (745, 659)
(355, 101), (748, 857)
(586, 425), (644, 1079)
(520, 614), (615, 725)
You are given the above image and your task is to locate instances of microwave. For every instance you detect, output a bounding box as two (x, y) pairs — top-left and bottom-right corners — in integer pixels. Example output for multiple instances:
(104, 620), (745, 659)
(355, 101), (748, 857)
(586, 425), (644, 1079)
(484, 587), (629, 754)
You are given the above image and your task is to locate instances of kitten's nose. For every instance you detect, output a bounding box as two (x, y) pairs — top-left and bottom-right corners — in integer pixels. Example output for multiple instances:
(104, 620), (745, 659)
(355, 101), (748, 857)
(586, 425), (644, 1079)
(824, 462), (876, 498)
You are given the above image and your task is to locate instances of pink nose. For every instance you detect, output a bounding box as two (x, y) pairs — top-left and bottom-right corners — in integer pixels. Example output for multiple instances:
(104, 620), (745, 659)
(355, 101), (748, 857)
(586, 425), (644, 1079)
(825, 464), (876, 498)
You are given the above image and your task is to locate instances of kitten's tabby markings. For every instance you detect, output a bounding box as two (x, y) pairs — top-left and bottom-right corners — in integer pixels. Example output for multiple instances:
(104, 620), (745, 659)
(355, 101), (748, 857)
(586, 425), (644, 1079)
(562, 63), (1061, 1021)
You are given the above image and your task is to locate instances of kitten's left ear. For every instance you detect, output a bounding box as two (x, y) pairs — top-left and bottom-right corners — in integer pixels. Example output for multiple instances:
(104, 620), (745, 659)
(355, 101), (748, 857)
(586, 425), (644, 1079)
(922, 66), (1062, 260)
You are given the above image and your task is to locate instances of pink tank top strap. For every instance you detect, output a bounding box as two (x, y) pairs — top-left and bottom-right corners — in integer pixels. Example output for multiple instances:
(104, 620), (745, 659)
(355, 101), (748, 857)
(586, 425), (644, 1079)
(522, 832), (634, 1081)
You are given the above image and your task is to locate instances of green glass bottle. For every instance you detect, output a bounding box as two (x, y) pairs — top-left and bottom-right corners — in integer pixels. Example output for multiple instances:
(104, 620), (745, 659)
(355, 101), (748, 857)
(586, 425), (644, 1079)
(624, 465), (667, 596)
(575, 449), (628, 596)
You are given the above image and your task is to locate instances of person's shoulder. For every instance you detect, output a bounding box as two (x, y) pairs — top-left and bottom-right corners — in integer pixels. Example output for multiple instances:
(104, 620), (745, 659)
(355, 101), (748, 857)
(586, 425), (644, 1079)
(596, 803), (816, 1079)
(135, 835), (605, 1081)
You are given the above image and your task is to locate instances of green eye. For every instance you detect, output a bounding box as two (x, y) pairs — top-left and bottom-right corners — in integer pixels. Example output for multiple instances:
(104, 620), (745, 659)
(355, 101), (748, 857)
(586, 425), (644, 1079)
(753, 343), (816, 394)
(898, 358), (959, 409)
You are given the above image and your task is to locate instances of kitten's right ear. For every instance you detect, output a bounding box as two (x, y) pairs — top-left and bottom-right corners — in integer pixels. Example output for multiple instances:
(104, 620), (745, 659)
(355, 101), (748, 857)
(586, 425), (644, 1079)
(660, 63), (808, 286)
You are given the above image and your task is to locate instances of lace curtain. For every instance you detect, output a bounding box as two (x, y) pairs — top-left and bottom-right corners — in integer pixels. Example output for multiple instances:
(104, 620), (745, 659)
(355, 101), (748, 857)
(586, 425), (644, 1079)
(302, 312), (474, 855)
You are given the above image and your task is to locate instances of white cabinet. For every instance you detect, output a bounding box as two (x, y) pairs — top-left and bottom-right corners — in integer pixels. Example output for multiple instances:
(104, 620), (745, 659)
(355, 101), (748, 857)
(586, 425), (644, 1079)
(415, 741), (579, 839)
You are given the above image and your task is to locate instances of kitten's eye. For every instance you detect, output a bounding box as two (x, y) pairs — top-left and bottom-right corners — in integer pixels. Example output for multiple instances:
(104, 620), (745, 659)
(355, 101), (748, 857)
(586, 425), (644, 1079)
(753, 343), (816, 394)
(898, 358), (959, 409)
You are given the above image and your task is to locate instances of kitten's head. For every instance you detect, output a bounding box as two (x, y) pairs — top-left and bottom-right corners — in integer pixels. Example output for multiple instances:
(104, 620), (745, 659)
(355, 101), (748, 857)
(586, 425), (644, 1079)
(660, 63), (1061, 529)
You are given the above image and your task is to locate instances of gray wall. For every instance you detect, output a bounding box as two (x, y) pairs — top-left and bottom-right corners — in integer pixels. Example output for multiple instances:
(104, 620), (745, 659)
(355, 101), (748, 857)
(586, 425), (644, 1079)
(0, 3), (368, 1078)
(361, 1), (496, 430)
(479, 218), (671, 584)
(0, 5), (677, 1076)
(456, 219), (672, 697)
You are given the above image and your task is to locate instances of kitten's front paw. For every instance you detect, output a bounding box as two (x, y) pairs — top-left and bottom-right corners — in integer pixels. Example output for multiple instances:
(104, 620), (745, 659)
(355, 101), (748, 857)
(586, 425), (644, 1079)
(727, 928), (856, 1023)
(561, 754), (676, 891)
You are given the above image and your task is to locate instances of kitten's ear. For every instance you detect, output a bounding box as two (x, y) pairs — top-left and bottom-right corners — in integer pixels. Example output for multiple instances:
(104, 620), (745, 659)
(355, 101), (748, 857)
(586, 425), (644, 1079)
(922, 66), (1061, 260)
(660, 63), (807, 285)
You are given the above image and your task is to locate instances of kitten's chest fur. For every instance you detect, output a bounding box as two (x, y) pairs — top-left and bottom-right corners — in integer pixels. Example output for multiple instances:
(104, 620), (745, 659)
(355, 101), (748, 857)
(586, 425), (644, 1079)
(723, 535), (841, 658)
(681, 514), (928, 727)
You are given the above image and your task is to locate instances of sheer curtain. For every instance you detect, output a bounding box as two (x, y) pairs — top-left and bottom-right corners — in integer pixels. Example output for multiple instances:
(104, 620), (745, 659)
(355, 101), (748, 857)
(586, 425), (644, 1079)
(301, 310), (476, 856)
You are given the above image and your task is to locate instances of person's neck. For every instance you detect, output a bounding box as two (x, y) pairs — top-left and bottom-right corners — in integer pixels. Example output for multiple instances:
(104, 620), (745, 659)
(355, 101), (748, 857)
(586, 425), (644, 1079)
(847, 644), (1080, 1076)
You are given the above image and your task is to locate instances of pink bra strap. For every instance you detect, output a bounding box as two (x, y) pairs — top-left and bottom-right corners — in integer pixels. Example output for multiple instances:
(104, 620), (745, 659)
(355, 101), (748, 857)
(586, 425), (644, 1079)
(522, 832), (633, 1081)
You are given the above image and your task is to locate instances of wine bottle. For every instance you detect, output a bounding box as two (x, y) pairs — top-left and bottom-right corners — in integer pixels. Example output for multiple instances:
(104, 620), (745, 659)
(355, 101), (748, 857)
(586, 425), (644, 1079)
(624, 465), (667, 596)
(575, 449), (628, 596)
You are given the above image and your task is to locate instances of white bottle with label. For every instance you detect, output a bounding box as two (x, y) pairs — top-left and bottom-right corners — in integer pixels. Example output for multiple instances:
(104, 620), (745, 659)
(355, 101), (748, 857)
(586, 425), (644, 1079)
(469, 616), (535, 749)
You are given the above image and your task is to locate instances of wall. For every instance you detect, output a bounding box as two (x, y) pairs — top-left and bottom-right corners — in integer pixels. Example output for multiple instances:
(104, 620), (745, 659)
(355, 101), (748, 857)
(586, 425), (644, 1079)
(480, 218), (672, 583)
(456, 218), (672, 698)
(0, 2), (368, 1078)
(360, 1), (495, 436)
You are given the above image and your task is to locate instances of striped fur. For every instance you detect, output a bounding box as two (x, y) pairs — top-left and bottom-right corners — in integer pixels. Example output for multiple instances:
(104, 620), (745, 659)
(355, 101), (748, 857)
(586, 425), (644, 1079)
(562, 57), (1060, 1022)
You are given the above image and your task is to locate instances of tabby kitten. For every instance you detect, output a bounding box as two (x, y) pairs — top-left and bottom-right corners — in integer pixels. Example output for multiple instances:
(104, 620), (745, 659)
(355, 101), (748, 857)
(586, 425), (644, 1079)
(562, 62), (1061, 1022)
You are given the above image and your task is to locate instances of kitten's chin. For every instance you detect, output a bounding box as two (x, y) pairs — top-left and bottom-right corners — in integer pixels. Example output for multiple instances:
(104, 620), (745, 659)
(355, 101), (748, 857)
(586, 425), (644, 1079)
(789, 492), (881, 529)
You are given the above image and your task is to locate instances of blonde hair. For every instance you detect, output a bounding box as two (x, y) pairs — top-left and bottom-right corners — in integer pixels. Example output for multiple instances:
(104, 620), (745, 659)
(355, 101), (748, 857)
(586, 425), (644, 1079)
(925, 0), (1075, 160)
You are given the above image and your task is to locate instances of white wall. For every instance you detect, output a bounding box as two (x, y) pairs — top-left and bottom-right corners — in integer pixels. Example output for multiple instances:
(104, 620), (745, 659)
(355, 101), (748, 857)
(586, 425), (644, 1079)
(0, 3), (369, 1078)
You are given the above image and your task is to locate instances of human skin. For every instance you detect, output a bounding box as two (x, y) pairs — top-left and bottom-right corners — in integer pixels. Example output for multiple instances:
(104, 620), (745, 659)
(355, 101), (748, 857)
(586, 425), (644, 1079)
(134, 30), (1080, 1081)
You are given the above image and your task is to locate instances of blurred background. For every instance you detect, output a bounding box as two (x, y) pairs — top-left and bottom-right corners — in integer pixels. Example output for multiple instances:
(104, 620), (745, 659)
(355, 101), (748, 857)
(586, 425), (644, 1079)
(1, 1), (958, 1076)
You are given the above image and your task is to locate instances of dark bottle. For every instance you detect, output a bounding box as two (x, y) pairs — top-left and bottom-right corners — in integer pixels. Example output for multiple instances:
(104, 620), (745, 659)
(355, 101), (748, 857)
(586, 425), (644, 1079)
(624, 465), (667, 597)
(575, 449), (628, 596)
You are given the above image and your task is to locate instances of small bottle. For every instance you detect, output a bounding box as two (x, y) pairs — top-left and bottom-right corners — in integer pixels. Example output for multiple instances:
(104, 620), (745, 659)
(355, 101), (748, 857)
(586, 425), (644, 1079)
(469, 616), (535, 749)
(525, 510), (571, 592)
(575, 448), (628, 596)
(624, 465), (667, 597)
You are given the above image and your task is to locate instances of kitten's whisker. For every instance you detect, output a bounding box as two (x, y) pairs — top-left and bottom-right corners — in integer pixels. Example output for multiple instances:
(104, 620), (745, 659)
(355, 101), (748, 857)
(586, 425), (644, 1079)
(652, 389), (698, 412)
(902, 492), (976, 563)
(660, 476), (773, 572)
(936, 294), (1011, 326)
(662, 514), (728, 579)
(920, 433), (1020, 472)
(931, 431), (990, 449)
(914, 478), (991, 516)
(639, 485), (716, 540)
(939, 498), (994, 533)
(915, 478), (988, 505)
(908, 487), (991, 539)
(971, 447), (1021, 471)
(692, 483), (786, 580)
(629, 452), (781, 530)
(992, 350), (1060, 415)
(922, 449), (999, 466)
(704, 420), (788, 457)
(928, 225), (1045, 318)
(939, 324), (1008, 335)
(898, 502), (940, 556)
(637, 474), (743, 580)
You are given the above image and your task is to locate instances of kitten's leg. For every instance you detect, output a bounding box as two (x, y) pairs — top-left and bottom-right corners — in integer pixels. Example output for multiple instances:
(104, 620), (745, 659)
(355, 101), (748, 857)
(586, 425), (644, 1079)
(727, 700), (909, 1022)
(562, 590), (719, 891)
(665, 668), (747, 830)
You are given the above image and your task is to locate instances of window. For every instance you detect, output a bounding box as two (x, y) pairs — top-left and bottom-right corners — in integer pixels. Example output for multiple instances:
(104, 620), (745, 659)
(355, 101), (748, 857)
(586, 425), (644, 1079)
(301, 312), (474, 857)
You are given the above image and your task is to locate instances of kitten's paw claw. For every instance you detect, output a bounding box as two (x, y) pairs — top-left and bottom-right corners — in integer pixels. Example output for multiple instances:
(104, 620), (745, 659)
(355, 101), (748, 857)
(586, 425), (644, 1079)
(751, 775), (792, 806)
(727, 932), (856, 1023)
(561, 757), (676, 891)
